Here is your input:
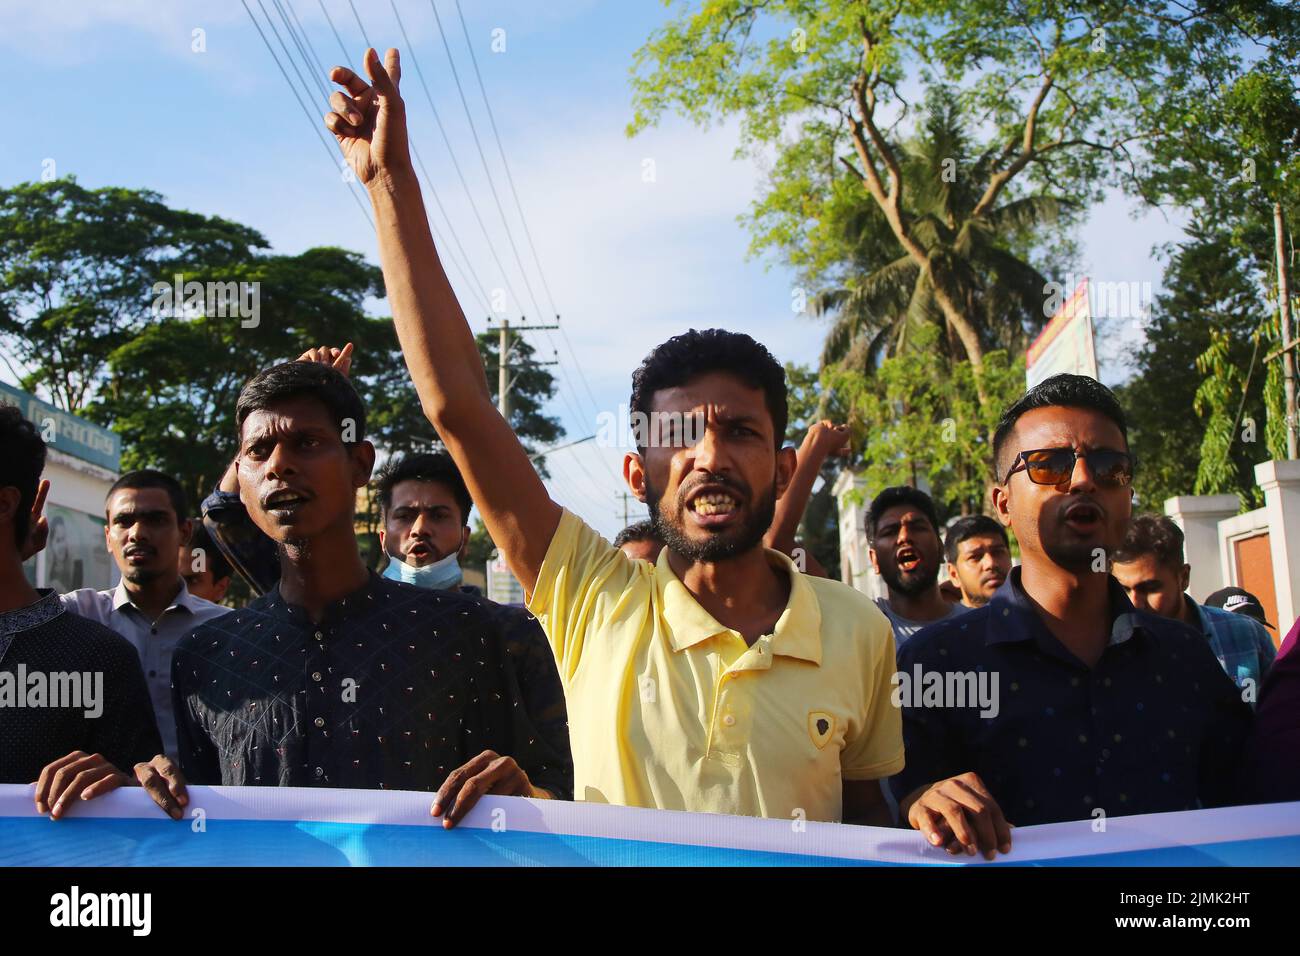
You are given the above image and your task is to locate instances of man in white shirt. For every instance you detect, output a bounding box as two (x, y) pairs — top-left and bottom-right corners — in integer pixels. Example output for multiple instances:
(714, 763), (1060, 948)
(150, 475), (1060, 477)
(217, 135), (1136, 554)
(54, 470), (230, 759)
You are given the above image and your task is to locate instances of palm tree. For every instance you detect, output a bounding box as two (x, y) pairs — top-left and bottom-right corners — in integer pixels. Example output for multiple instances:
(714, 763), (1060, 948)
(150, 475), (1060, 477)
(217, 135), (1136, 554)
(815, 90), (1065, 376)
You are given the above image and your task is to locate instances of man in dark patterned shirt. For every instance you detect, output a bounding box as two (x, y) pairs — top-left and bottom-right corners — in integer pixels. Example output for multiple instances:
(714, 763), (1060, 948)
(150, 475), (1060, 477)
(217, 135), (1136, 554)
(0, 404), (183, 820)
(199, 346), (570, 781)
(172, 359), (571, 824)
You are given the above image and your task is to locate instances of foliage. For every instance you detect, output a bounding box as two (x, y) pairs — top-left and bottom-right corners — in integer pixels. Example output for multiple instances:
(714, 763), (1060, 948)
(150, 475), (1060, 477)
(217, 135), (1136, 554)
(0, 179), (563, 527)
(0, 178), (267, 411)
(628, 1), (1269, 395)
(822, 325), (1025, 519)
(1117, 226), (1275, 510)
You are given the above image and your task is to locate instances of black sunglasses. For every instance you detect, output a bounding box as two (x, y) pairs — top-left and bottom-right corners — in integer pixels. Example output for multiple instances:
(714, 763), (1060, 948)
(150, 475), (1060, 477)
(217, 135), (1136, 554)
(1004, 447), (1135, 487)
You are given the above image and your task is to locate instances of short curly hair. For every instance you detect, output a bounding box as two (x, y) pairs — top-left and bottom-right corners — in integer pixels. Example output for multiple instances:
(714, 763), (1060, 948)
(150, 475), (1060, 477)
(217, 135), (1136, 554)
(628, 329), (787, 451)
(236, 360), (366, 444)
(0, 404), (47, 549)
(375, 452), (472, 526)
(1112, 513), (1185, 570)
(867, 486), (941, 544)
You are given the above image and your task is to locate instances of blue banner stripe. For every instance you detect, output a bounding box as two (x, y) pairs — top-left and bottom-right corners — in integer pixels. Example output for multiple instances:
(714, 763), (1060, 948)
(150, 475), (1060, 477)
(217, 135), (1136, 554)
(3, 786), (1297, 867)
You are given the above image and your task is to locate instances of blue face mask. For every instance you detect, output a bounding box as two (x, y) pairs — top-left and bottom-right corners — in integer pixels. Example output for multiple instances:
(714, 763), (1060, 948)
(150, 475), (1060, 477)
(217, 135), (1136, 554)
(381, 548), (463, 591)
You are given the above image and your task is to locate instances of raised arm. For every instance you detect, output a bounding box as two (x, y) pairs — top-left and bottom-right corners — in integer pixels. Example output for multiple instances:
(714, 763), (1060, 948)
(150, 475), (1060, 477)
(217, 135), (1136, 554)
(764, 421), (849, 556)
(324, 49), (560, 592)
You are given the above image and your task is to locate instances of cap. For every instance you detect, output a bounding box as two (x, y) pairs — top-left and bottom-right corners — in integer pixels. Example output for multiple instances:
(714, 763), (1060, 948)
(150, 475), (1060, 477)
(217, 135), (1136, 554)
(1204, 586), (1275, 629)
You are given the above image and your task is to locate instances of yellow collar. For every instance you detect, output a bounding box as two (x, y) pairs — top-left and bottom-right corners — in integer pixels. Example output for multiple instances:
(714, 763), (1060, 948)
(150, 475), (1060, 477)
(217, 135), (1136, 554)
(655, 545), (822, 665)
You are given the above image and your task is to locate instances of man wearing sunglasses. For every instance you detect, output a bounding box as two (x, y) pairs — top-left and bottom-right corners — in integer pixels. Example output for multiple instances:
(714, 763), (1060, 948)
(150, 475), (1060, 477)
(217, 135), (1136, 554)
(890, 374), (1251, 858)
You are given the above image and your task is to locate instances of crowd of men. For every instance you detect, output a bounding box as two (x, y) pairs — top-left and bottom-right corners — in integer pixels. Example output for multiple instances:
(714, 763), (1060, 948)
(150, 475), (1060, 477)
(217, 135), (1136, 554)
(1, 46), (1296, 859)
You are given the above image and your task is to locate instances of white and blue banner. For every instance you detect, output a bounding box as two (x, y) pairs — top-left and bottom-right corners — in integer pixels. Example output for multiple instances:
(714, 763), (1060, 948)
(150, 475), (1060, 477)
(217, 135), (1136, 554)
(1, 785), (1296, 866)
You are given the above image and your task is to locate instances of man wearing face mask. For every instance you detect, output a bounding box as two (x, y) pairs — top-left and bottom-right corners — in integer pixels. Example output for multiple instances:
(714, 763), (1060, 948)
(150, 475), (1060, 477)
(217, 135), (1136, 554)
(376, 453), (472, 589)
(375, 451), (570, 772)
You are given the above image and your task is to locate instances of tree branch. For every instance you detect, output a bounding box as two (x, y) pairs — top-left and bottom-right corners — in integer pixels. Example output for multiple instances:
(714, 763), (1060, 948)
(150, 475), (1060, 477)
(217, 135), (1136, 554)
(971, 71), (1055, 219)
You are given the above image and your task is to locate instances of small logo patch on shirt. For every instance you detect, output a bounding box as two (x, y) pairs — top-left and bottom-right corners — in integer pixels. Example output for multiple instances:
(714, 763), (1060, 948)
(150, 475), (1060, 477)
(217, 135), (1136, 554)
(808, 711), (834, 749)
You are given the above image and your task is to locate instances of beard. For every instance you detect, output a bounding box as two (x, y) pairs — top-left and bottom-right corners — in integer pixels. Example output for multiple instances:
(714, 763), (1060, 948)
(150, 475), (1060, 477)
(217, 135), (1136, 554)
(1042, 538), (1105, 573)
(879, 557), (940, 597)
(123, 565), (165, 586)
(646, 473), (776, 563)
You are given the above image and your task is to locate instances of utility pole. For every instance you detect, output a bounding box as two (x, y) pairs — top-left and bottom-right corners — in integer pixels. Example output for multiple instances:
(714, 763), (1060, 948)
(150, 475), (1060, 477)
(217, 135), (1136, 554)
(615, 491), (647, 529)
(1276, 202), (1297, 459)
(487, 317), (557, 424)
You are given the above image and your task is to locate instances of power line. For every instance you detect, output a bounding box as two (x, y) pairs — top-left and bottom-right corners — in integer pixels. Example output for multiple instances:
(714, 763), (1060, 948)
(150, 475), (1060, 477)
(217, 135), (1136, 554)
(257, 0), (327, 118)
(444, 2), (617, 478)
(285, 0), (330, 76)
(314, 0), (489, 315)
(452, 0), (558, 316)
(544, 445), (617, 515)
(428, 0), (543, 321)
(385, 0), (528, 315)
(346, 0), (372, 48)
(270, 0), (328, 101)
(239, 0), (373, 229)
(340, 2), (618, 496)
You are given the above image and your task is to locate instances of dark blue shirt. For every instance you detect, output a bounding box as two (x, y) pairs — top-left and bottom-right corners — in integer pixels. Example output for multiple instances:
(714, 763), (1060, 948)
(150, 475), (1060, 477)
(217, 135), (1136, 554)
(889, 568), (1252, 825)
(172, 572), (572, 798)
(199, 488), (570, 768)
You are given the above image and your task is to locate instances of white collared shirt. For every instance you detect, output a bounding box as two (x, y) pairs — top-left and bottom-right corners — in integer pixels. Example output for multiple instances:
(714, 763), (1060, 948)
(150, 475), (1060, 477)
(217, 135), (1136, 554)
(60, 580), (231, 760)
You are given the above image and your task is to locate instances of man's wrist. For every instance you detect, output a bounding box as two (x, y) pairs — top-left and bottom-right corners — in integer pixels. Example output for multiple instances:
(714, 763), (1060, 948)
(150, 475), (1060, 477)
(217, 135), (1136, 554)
(366, 163), (419, 201)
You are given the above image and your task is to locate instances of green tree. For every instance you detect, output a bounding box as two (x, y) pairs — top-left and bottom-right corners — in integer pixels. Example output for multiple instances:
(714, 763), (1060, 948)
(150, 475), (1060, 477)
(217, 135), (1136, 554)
(366, 330), (563, 471)
(1117, 226), (1273, 509)
(0, 178), (267, 411)
(783, 362), (852, 578)
(810, 88), (1064, 372)
(628, 1), (1263, 405)
(824, 325), (1025, 518)
(89, 246), (393, 512)
(0, 179), (567, 530)
(1136, 25), (1299, 477)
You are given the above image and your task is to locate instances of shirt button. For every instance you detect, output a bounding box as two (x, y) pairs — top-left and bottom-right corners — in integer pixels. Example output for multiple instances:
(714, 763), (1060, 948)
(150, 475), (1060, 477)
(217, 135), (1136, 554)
(314, 631), (324, 641)
(722, 715), (736, 727)
(312, 672), (322, 682)
(314, 767), (324, 778)
(314, 717), (325, 728)
(151, 628), (158, 635)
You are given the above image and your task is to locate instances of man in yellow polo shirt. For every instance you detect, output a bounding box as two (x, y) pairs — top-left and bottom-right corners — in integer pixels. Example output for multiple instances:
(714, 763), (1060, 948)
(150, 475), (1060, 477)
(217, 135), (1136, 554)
(322, 46), (902, 825)
(532, 502), (901, 822)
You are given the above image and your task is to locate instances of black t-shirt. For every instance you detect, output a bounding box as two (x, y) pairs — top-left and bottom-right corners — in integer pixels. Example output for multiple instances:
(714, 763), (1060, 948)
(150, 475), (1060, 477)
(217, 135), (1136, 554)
(0, 590), (164, 783)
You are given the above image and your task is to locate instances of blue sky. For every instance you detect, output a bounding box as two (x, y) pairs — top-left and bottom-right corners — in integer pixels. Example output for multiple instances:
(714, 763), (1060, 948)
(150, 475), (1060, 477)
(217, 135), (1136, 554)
(1, 0), (1186, 537)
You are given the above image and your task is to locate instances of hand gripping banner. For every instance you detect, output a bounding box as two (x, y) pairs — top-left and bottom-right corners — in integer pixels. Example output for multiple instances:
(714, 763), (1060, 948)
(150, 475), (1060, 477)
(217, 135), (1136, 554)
(1, 785), (1297, 866)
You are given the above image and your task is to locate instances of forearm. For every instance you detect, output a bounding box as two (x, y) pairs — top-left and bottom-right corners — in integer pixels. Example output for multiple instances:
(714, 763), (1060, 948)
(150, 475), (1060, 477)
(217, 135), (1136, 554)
(765, 440), (826, 553)
(367, 166), (492, 425)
